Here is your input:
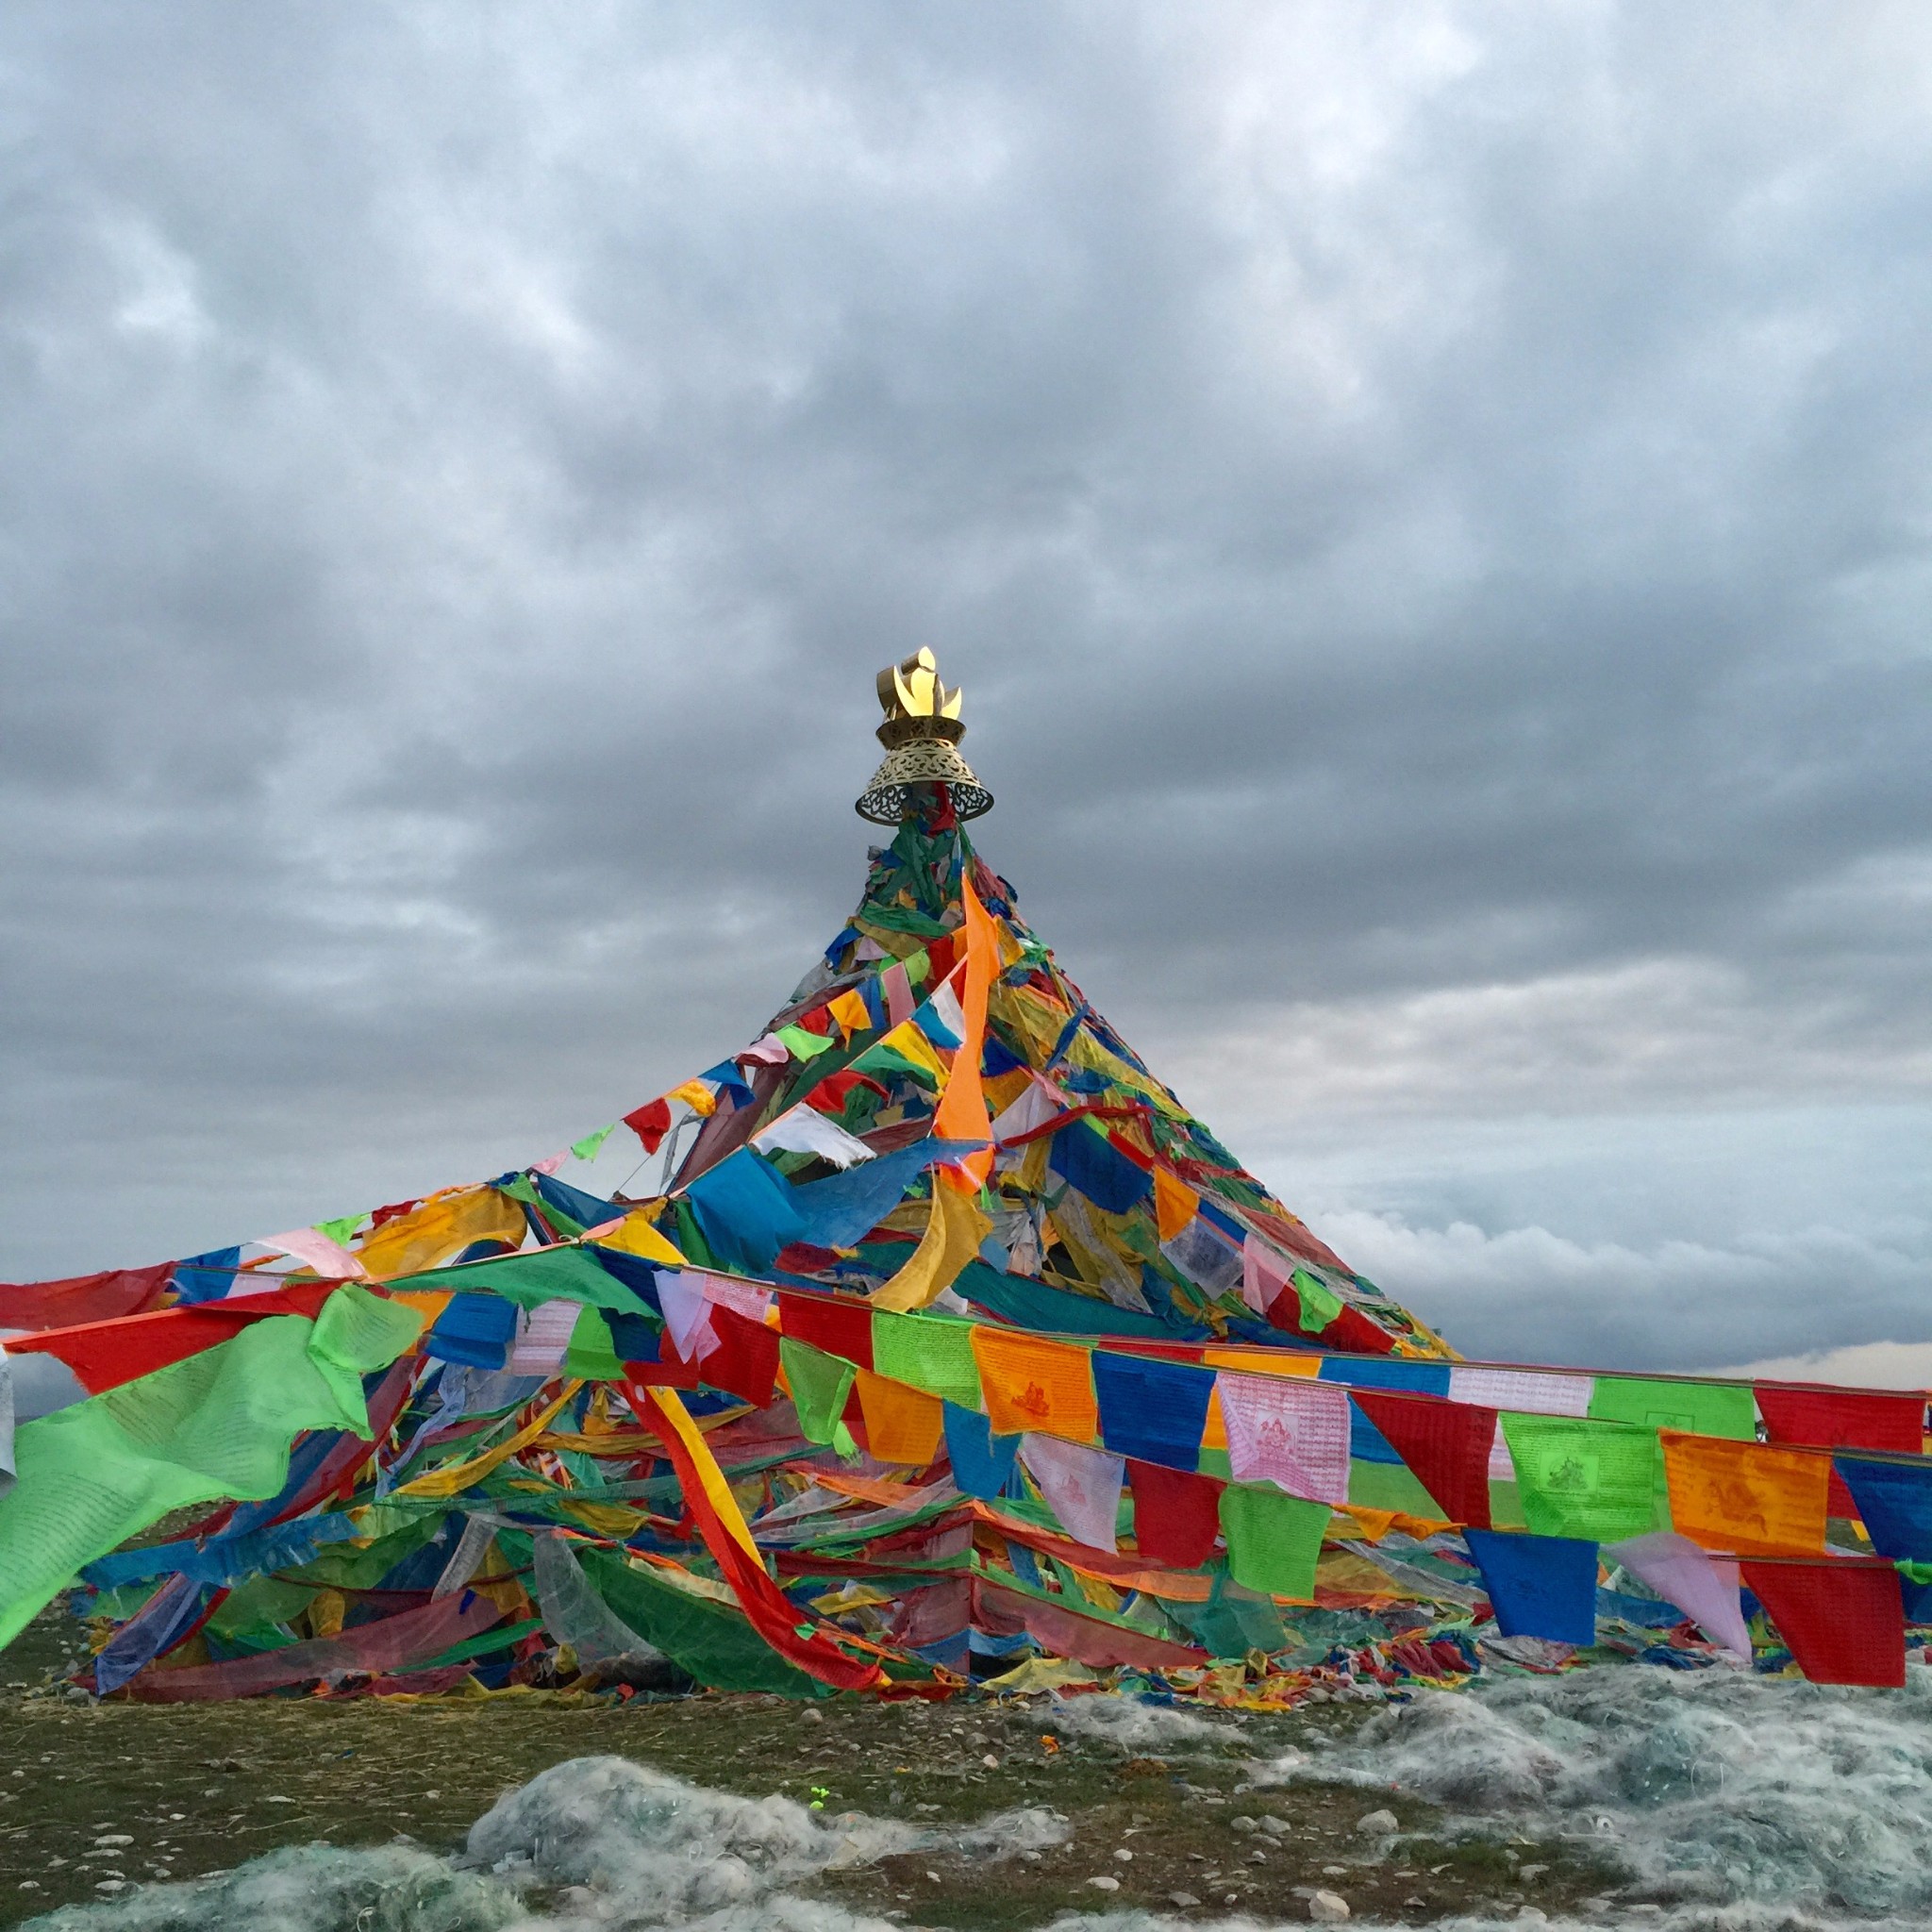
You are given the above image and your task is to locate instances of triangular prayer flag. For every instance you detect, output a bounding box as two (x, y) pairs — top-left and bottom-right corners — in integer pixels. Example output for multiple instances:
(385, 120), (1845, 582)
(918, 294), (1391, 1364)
(570, 1124), (616, 1163)
(1834, 1455), (1932, 1563)
(943, 1403), (1019, 1499)
(1152, 1167), (1200, 1243)
(1351, 1389), (1496, 1527)
(1741, 1557), (1905, 1687)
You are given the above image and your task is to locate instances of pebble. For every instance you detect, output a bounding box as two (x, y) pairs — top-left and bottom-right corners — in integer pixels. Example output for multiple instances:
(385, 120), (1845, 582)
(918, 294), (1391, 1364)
(1232, 1815), (1259, 1834)
(1087, 1875), (1121, 1892)
(1357, 1809), (1399, 1836)
(1259, 1816), (1291, 1839)
(1323, 1865), (1347, 1875)
(1309, 1892), (1350, 1923)
(92, 1835), (134, 1848)
(1114, 1849), (1134, 1862)
(982, 1754), (999, 1769)
(1168, 1893), (1201, 1909)
(1520, 1864), (1548, 1880)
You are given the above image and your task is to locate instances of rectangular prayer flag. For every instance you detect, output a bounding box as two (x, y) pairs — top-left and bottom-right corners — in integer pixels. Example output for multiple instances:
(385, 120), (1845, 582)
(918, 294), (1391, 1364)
(1218, 1483), (1329, 1600)
(1020, 1434), (1124, 1551)
(1501, 1414), (1661, 1542)
(1464, 1527), (1599, 1646)
(1216, 1371), (1352, 1505)
(1660, 1431), (1828, 1557)
(1588, 1375), (1757, 1440)
(856, 1370), (944, 1465)
(1351, 1389), (1496, 1527)
(1128, 1460), (1223, 1569)
(1741, 1557), (1905, 1687)
(971, 1328), (1098, 1442)
(1091, 1350), (1213, 1472)
(872, 1310), (983, 1410)
(1835, 1455), (1932, 1563)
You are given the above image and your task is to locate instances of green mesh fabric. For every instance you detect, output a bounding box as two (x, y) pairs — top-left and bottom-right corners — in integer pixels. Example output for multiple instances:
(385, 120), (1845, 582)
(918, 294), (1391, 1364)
(578, 1547), (831, 1699)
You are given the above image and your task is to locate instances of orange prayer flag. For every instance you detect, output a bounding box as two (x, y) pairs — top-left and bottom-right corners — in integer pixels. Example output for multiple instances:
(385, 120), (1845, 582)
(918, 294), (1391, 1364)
(855, 1369), (945, 1465)
(827, 988), (871, 1040)
(1153, 1167), (1200, 1243)
(931, 868), (996, 1157)
(1662, 1430), (1829, 1556)
(971, 1327), (1098, 1442)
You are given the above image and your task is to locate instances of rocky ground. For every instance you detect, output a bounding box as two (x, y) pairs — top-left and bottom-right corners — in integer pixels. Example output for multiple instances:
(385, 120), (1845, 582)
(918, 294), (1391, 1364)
(0, 1611), (1619, 1927)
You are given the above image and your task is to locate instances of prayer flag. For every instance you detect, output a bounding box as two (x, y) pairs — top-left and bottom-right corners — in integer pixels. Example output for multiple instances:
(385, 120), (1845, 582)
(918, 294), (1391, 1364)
(1352, 1390), (1496, 1527)
(1741, 1557), (1905, 1688)
(1464, 1528), (1598, 1646)
(1660, 1431), (1828, 1557)
(1153, 1168), (1200, 1242)
(570, 1124), (617, 1163)
(623, 1098), (674, 1153)
(779, 1291), (875, 1371)
(872, 1310), (982, 1409)
(778, 1339), (857, 1449)
(1091, 1350), (1213, 1471)
(943, 1403), (1019, 1499)
(972, 1329), (1098, 1442)
(1219, 1483), (1328, 1600)
(1217, 1371), (1351, 1504)
(1606, 1529), (1750, 1659)
(1833, 1455), (1932, 1563)
(1128, 1460), (1223, 1569)
(1020, 1434), (1124, 1551)
(1501, 1414), (1661, 1542)
(856, 1370), (943, 1464)
(1589, 1375), (1756, 1440)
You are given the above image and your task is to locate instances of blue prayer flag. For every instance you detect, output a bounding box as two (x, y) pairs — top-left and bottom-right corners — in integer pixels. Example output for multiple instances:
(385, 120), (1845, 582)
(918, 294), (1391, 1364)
(1465, 1527), (1600, 1647)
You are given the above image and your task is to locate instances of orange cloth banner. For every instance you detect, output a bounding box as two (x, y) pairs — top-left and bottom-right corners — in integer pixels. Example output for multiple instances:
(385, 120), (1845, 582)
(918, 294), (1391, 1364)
(1661, 1430), (1829, 1556)
(972, 1327), (1098, 1442)
(931, 867), (999, 1182)
(856, 1369), (944, 1465)
(1153, 1168), (1201, 1242)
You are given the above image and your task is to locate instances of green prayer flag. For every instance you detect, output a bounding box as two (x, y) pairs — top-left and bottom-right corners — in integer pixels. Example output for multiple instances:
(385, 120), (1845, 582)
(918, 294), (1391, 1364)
(315, 1214), (363, 1248)
(780, 1339), (856, 1446)
(0, 1312), (386, 1649)
(565, 1307), (625, 1382)
(1290, 1269), (1344, 1334)
(1502, 1413), (1662, 1541)
(871, 1310), (982, 1409)
(775, 1025), (836, 1061)
(571, 1124), (617, 1163)
(395, 1243), (638, 1314)
(1586, 1375), (1756, 1440)
(1218, 1483), (1330, 1600)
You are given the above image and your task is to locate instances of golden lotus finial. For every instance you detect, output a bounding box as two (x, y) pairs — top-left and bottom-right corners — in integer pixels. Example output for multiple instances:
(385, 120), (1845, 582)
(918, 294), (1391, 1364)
(857, 649), (992, 824)
(874, 647), (965, 748)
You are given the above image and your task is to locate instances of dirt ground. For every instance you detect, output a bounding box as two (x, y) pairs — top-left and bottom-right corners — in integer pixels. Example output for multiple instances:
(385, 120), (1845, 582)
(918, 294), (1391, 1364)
(0, 1612), (1619, 1927)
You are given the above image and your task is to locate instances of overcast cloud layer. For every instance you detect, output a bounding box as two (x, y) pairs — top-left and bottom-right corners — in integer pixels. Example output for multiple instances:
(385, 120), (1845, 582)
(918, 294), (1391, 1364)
(3, 3), (1928, 1374)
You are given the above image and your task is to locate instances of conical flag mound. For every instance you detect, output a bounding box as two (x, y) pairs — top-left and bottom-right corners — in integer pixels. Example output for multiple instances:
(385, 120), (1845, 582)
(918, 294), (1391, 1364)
(0, 658), (1921, 1700)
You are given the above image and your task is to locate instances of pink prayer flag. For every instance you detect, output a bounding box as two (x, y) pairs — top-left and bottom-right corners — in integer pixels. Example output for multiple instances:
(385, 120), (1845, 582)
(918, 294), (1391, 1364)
(738, 1034), (791, 1067)
(258, 1228), (368, 1281)
(1020, 1434), (1125, 1551)
(1217, 1371), (1352, 1504)
(698, 1273), (775, 1323)
(1241, 1236), (1294, 1315)
(658, 1274), (719, 1362)
(529, 1150), (569, 1176)
(1607, 1530), (1751, 1661)
(882, 961), (915, 1029)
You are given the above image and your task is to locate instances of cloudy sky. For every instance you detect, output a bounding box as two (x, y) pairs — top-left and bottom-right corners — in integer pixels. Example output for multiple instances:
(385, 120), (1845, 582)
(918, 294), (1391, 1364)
(4, 3), (1928, 1377)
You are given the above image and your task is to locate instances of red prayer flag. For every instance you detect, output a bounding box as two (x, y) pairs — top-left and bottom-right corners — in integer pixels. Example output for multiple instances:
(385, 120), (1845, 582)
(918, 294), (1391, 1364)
(1741, 1557), (1906, 1688)
(1757, 1386), (1926, 1518)
(1352, 1390), (1497, 1527)
(1128, 1459), (1224, 1569)
(701, 1307), (780, 1407)
(0, 1262), (173, 1333)
(7, 1280), (343, 1394)
(804, 1069), (890, 1116)
(777, 1290), (874, 1371)
(623, 1098), (675, 1155)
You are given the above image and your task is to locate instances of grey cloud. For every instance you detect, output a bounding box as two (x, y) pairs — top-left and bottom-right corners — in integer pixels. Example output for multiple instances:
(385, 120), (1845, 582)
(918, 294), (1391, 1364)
(1, 4), (1929, 1363)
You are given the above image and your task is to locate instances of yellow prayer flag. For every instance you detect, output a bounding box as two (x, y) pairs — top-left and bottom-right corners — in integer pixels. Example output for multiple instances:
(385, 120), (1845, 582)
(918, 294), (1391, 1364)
(871, 1175), (992, 1314)
(827, 989), (871, 1040)
(592, 1209), (688, 1267)
(667, 1079), (719, 1118)
(1153, 1167), (1202, 1242)
(354, 1188), (526, 1282)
